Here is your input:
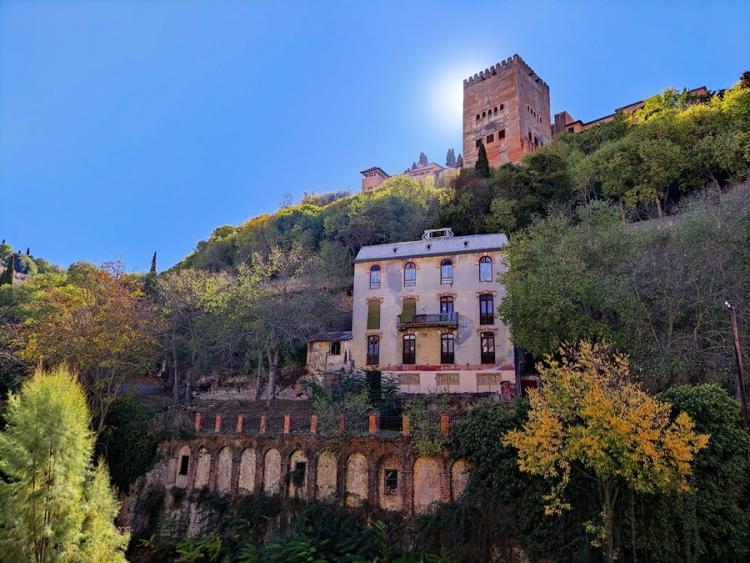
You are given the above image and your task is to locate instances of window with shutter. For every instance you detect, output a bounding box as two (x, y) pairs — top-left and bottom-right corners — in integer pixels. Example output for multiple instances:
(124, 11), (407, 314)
(401, 298), (416, 323)
(367, 301), (381, 330)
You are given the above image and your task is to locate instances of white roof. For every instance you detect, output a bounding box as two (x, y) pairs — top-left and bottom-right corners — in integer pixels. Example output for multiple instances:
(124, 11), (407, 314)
(355, 232), (508, 263)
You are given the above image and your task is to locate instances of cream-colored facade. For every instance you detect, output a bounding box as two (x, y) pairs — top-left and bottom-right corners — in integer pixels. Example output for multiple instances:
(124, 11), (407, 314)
(351, 229), (515, 394)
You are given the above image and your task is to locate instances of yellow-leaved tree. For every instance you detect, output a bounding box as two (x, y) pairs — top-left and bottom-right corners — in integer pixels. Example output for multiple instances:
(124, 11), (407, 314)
(503, 341), (709, 562)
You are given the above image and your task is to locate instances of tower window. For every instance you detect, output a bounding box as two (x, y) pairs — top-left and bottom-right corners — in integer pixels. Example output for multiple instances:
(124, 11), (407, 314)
(476, 114), (480, 120)
(486, 134), (494, 143)
(498, 129), (506, 140)
(493, 107), (498, 113)
(500, 104), (504, 110)
(482, 111), (486, 117)
(475, 139), (482, 148)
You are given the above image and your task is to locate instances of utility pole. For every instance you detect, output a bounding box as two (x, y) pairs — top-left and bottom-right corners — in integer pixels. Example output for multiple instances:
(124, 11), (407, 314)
(725, 301), (749, 429)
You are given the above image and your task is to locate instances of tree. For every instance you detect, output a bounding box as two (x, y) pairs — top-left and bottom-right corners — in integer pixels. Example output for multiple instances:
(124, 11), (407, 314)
(504, 342), (709, 562)
(446, 148), (456, 167)
(0, 367), (127, 563)
(418, 152), (428, 166)
(150, 251), (157, 273)
(475, 142), (490, 177)
(456, 153), (463, 167)
(79, 460), (129, 562)
(0, 254), (14, 285)
(18, 262), (159, 438)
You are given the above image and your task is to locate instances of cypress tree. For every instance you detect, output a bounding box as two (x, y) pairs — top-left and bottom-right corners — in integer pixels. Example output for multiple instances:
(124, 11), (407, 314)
(456, 153), (464, 167)
(418, 152), (428, 166)
(446, 148), (456, 167)
(0, 255), (14, 285)
(475, 142), (490, 177)
(150, 252), (157, 274)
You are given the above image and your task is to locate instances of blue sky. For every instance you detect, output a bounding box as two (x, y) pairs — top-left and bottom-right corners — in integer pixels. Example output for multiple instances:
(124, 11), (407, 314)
(1, 1), (748, 271)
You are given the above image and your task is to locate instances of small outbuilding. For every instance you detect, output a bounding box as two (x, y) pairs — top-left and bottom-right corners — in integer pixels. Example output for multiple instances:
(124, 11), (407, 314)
(306, 331), (353, 376)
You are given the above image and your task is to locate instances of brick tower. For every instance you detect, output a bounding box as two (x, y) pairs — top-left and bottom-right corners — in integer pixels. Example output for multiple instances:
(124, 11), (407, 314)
(463, 54), (552, 169)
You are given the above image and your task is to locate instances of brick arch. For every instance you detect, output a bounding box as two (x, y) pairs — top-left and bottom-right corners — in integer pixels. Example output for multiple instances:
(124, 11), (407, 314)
(377, 453), (403, 511)
(345, 452), (368, 507)
(238, 447), (256, 493)
(413, 456), (442, 514)
(175, 444), (191, 488)
(263, 448), (282, 495)
(315, 450), (337, 500)
(215, 446), (233, 492)
(450, 458), (470, 500)
(194, 446), (211, 490)
(287, 449), (308, 499)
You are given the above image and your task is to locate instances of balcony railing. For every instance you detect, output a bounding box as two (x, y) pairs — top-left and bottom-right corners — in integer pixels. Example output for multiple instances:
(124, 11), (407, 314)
(397, 312), (459, 330)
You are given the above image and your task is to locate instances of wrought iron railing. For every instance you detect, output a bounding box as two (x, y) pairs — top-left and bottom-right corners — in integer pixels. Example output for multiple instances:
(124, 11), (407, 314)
(397, 312), (459, 329)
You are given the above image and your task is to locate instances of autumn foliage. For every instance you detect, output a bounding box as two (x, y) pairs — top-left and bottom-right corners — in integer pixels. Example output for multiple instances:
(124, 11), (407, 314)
(504, 341), (709, 560)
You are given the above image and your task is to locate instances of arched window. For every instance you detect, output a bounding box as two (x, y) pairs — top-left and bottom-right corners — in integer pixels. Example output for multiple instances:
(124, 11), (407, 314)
(369, 265), (381, 289)
(479, 256), (492, 281)
(367, 336), (380, 365)
(402, 334), (416, 365)
(440, 259), (453, 285)
(403, 262), (416, 287)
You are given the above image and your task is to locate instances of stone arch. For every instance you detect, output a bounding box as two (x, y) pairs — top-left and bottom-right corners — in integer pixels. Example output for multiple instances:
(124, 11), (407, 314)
(238, 448), (256, 493)
(194, 447), (211, 489)
(215, 447), (233, 492)
(263, 448), (282, 495)
(450, 459), (470, 500)
(315, 451), (337, 500)
(287, 449), (308, 499)
(413, 456), (441, 514)
(175, 444), (191, 488)
(345, 452), (368, 507)
(377, 454), (403, 511)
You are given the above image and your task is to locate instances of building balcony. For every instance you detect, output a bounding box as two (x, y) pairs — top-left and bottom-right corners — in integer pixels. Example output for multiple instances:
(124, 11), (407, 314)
(397, 312), (459, 330)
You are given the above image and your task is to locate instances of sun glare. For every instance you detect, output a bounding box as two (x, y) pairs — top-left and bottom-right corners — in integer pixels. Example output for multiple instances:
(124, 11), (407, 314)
(428, 60), (486, 133)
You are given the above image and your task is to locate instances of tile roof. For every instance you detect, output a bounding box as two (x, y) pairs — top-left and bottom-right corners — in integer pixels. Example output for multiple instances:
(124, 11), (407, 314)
(355, 232), (508, 262)
(308, 331), (352, 343)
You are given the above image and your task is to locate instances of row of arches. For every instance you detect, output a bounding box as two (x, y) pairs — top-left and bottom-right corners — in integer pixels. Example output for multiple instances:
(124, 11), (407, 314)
(169, 441), (469, 514)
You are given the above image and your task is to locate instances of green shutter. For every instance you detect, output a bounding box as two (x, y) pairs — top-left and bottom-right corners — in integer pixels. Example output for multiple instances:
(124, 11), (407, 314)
(367, 301), (380, 330)
(401, 299), (416, 323)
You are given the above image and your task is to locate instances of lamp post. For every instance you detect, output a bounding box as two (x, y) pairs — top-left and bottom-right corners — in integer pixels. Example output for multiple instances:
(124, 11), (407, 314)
(725, 301), (749, 430)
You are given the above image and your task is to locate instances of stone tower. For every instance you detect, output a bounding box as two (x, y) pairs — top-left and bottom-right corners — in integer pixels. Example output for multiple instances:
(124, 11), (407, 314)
(463, 54), (552, 169)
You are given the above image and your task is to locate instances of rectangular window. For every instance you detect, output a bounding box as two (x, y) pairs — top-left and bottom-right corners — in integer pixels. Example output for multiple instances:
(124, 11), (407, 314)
(399, 372), (420, 393)
(437, 372), (460, 392)
(367, 336), (380, 365)
(179, 455), (190, 476)
(476, 372), (503, 393)
(384, 469), (399, 495)
(330, 341), (341, 355)
(479, 294), (494, 325)
(486, 133), (494, 143)
(367, 301), (381, 330)
(441, 333), (455, 364)
(440, 296), (454, 315)
(498, 129), (506, 140)
(403, 334), (416, 365)
(475, 139), (482, 148)
(292, 462), (306, 487)
(480, 332), (496, 364)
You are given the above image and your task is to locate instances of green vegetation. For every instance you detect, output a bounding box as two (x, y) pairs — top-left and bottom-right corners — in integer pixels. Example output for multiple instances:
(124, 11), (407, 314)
(0, 367), (128, 562)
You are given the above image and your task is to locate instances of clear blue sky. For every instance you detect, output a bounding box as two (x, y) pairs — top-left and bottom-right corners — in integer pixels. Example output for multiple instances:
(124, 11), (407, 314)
(2, 1), (748, 271)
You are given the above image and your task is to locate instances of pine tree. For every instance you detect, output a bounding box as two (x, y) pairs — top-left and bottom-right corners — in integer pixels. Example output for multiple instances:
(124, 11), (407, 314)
(0, 255), (14, 285)
(446, 148), (456, 167)
(0, 367), (127, 563)
(475, 143), (490, 177)
(418, 152), (428, 166)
